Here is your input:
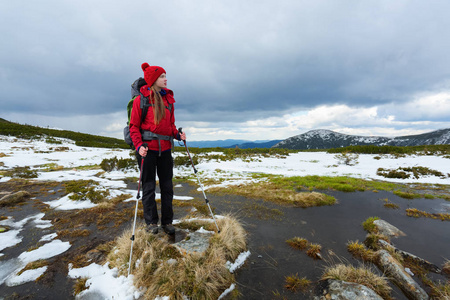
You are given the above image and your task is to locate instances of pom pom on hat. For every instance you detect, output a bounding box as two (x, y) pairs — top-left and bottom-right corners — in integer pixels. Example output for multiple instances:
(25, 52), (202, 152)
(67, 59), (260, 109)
(141, 62), (150, 71)
(141, 62), (166, 87)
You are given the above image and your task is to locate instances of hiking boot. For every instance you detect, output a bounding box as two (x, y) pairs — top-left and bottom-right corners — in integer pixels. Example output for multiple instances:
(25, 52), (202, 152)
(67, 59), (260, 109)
(162, 224), (175, 235)
(146, 224), (158, 234)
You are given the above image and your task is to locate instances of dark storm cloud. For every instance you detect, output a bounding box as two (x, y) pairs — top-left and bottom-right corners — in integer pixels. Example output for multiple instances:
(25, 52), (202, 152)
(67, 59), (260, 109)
(1, 0), (450, 126)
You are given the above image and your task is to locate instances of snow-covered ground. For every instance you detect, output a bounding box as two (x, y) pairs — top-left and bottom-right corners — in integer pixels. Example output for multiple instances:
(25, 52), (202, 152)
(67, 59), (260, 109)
(0, 135), (449, 299)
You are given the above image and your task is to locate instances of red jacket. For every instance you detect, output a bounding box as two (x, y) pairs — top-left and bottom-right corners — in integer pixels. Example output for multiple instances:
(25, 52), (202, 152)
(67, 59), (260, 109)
(129, 86), (179, 152)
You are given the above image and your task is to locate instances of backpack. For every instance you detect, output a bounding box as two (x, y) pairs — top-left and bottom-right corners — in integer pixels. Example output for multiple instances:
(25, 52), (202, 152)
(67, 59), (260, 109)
(123, 77), (174, 153)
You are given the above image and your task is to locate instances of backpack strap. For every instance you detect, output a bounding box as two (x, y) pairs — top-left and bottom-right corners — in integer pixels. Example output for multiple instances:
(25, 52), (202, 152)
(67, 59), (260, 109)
(140, 93), (149, 125)
(138, 93), (174, 156)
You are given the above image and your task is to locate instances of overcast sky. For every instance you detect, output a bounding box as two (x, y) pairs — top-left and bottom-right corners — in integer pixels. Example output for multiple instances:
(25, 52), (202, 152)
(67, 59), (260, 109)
(1, 0), (450, 141)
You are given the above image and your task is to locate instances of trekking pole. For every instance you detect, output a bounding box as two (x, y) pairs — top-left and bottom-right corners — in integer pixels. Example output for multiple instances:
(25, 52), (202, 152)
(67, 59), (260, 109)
(178, 128), (220, 233)
(128, 146), (146, 276)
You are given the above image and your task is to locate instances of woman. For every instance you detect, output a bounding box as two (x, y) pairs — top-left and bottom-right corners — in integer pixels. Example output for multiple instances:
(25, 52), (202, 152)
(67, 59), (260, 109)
(129, 62), (186, 235)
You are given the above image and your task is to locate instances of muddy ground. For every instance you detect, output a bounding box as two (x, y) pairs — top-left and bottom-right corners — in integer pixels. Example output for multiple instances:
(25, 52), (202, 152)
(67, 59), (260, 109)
(0, 179), (449, 299)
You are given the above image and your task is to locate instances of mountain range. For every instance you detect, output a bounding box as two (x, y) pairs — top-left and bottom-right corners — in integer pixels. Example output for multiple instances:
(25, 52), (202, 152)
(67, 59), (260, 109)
(1, 118), (448, 150)
(272, 128), (450, 150)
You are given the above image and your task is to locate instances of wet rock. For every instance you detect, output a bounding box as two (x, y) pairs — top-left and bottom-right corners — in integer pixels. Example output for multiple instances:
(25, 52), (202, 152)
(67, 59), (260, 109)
(0, 191), (31, 207)
(375, 250), (429, 300)
(313, 279), (383, 300)
(173, 230), (213, 255)
(377, 240), (441, 274)
(373, 219), (406, 238)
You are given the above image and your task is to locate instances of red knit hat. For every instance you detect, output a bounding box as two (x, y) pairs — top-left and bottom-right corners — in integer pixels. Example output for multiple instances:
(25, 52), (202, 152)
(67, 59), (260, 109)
(141, 62), (166, 87)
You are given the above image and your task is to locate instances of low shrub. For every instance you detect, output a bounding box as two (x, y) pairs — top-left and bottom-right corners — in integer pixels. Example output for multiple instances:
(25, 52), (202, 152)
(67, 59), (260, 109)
(377, 166), (448, 180)
(334, 151), (359, 166)
(174, 154), (198, 167)
(64, 180), (110, 203)
(100, 156), (137, 172)
(4, 166), (38, 178)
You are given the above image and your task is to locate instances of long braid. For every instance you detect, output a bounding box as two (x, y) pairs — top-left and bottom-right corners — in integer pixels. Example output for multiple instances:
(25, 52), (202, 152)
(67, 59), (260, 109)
(150, 86), (166, 124)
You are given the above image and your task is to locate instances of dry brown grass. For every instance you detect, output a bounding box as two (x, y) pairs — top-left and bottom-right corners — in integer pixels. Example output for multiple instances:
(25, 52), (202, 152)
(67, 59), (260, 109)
(73, 277), (89, 295)
(431, 281), (450, 299)
(322, 263), (392, 299)
(17, 260), (47, 276)
(443, 260), (450, 275)
(57, 229), (91, 238)
(107, 215), (247, 299)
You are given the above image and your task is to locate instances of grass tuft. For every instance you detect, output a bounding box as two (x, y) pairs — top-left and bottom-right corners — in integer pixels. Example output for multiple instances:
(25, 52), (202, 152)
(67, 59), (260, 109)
(362, 217), (379, 233)
(321, 264), (391, 299)
(73, 277), (89, 295)
(286, 237), (309, 251)
(364, 233), (390, 250)
(347, 241), (376, 261)
(306, 243), (322, 259)
(284, 273), (311, 292)
(107, 215), (247, 299)
(406, 208), (450, 221)
(443, 260), (450, 275)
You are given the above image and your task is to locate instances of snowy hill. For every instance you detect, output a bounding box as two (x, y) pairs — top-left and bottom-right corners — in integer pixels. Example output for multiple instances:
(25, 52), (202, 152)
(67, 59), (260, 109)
(273, 128), (450, 150)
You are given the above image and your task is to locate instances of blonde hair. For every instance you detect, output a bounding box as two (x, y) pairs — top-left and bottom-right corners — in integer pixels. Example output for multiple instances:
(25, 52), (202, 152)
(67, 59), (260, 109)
(150, 86), (165, 124)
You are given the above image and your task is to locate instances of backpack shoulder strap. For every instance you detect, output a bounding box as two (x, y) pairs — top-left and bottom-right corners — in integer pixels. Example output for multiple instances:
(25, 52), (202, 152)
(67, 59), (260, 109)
(140, 94), (150, 125)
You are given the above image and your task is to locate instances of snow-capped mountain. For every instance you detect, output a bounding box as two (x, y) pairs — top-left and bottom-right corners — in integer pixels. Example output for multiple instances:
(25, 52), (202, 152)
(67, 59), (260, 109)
(273, 128), (450, 150)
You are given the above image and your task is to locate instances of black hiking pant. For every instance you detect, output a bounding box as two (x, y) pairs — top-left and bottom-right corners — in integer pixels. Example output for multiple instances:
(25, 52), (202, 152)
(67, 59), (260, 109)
(136, 150), (174, 226)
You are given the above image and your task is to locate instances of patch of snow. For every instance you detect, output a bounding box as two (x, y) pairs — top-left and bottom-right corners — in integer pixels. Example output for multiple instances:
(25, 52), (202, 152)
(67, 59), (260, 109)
(218, 283), (236, 300)
(174, 195), (194, 200)
(68, 263), (140, 300)
(44, 194), (96, 210)
(0, 213), (47, 251)
(6, 266), (47, 286)
(197, 227), (215, 234)
(40, 233), (58, 242)
(19, 240), (71, 264)
(226, 251), (251, 273)
(0, 229), (23, 252)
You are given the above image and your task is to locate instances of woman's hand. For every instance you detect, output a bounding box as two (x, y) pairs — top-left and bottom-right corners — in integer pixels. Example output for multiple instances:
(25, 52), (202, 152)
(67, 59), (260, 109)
(180, 132), (186, 141)
(139, 145), (148, 157)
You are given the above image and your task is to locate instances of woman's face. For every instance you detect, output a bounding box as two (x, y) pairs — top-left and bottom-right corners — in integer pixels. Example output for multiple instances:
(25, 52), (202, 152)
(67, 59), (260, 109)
(154, 73), (167, 90)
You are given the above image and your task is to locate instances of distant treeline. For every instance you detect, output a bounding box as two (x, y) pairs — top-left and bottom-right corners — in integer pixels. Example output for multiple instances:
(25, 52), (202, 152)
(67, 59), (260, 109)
(325, 144), (450, 155)
(174, 145), (296, 156)
(0, 118), (129, 149)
